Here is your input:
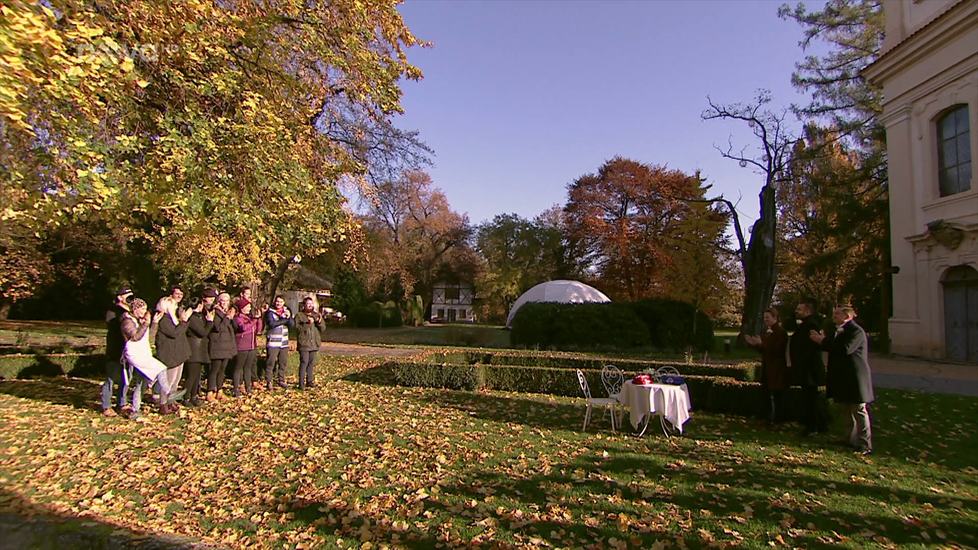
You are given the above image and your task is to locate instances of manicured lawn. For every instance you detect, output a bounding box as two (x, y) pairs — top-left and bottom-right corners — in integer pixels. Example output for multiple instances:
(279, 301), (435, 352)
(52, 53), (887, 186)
(0, 355), (974, 549)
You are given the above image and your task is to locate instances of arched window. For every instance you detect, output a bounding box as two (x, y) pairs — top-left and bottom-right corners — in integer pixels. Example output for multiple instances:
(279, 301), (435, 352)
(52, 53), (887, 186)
(937, 105), (972, 197)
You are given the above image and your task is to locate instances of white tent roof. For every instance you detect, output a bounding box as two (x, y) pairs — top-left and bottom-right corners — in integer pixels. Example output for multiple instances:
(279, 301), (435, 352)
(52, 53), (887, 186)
(505, 280), (611, 327)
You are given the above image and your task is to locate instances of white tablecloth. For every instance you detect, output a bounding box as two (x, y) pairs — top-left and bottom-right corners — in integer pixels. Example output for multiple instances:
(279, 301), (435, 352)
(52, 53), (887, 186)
(618, 381), (692, 434)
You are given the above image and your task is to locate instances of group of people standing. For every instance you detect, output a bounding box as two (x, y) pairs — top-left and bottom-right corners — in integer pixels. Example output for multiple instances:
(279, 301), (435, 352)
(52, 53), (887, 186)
(101, 285), (327, 420)
(745, 302), (875, 455)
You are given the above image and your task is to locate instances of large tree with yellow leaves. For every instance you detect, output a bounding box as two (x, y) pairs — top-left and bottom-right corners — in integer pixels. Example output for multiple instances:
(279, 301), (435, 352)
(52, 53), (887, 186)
(1, 0), (425, 310)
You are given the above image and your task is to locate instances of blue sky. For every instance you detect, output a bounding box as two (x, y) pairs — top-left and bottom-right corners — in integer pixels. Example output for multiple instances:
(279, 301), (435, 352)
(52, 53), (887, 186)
(393, 0), (830, 228)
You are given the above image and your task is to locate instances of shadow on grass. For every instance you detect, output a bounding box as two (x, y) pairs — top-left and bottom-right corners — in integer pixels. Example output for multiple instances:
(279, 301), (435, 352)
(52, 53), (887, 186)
(0, 487), (226, 549)
(0, 377), (101, 410)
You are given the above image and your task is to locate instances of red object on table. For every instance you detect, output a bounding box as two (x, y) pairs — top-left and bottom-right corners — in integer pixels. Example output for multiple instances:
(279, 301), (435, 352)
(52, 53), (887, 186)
(632, 374), (653, 385)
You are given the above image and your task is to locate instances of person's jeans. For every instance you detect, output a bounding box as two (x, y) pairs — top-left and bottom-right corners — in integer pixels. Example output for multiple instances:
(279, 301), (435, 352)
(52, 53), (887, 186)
(130, 375), (145, 413)
(298, 350), (318, 388)
(265, 346), (289, 387)
(232, 350), (256, 396)
(843, 402), (872, 451)
(100, 359), (127, 411)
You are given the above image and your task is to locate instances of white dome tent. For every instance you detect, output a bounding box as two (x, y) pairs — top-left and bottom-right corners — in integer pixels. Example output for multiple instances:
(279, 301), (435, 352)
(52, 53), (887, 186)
(505, 280), (611, 327)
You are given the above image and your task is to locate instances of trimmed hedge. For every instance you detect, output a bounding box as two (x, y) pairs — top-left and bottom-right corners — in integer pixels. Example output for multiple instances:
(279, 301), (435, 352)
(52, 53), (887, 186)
(0, 352), (313, 380)
(628, 298), (714, 352)
(386, 361), (783, 417)
(509, 302), (650, 350)
(421, 350), (761, 383)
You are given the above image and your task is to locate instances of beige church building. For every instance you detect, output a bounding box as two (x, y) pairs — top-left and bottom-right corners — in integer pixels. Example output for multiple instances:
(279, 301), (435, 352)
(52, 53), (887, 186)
(863, 0), (977, 362)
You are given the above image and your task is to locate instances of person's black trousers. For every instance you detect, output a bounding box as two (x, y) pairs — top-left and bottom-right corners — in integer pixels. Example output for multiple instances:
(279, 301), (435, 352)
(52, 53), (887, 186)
(801, 384), (829, 433)
(208, 358), (230, 394)
(183, 361), (204, 403)
(232, 350), (256, 396)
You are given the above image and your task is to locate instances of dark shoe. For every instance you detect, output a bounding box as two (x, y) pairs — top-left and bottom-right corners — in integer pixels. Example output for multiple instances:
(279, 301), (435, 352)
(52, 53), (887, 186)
(306, 382), (317, 389)
(277, 382), (290, 390)
(857, 448), (873, 456)
(266, 382), (273, 391)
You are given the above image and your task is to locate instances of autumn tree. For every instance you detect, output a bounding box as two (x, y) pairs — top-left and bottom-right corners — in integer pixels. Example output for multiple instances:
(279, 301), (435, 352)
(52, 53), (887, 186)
(563, 157), (728, 303)
(474, 209), (574, 324)
(1, 0), (427, 306)
(702, 91), (795, 340)
(362, 169), (472, 317)
(779, 0), (889, 335)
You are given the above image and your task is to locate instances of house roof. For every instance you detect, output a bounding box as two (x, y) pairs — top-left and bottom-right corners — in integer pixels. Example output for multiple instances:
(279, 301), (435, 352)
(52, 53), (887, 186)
(286, 265), (334, 291)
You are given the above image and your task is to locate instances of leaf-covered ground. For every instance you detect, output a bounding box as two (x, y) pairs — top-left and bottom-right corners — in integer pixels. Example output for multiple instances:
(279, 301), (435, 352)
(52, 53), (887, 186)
(0, 356), (975, 549)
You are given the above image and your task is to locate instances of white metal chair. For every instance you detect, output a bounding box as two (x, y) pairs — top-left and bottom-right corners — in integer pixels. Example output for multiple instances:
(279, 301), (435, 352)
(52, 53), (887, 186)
(602, 364), (625, 426)
(577, 369), (619, 432)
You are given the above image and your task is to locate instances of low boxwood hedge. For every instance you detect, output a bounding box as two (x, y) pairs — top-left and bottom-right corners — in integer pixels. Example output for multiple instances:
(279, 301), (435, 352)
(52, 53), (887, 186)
(421, 350), (761, 382)
(385, 361), (812, 420)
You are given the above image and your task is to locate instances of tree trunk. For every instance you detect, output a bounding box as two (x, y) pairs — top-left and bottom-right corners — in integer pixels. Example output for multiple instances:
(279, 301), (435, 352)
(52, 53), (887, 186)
(0, 298), (11, 320)
(260, 256), (295, 309)
(739, 185), (778, 341)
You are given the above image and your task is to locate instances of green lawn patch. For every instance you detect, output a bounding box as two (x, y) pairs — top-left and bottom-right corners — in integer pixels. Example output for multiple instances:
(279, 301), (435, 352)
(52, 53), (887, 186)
(0, 355), (974, 549)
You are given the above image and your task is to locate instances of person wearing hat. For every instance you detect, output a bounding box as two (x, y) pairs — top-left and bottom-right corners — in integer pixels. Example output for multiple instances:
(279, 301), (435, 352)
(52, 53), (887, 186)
(231, 298), (263, 397)
(101, 286), (133, 417)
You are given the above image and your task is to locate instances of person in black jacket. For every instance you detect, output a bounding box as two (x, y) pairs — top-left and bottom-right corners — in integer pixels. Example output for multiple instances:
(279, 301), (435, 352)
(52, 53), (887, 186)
(154, 296), (192, 413)
(206, 292), (238, 402)
(183, 292), (216, 407)
(811, 307), (874, 455)
(101, 287), (133, 417)
(790, 302), (828, 436)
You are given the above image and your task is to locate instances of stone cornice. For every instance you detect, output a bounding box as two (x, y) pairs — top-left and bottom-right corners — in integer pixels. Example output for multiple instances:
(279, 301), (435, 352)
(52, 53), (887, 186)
(863, 0), (978, 86)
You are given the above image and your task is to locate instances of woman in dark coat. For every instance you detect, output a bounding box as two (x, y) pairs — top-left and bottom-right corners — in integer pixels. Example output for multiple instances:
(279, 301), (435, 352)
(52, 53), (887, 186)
(746, 308), (788, 425)
(183, 295), (214, 407)
(206, 292), (238, 402)
(154, 296), (192, 413)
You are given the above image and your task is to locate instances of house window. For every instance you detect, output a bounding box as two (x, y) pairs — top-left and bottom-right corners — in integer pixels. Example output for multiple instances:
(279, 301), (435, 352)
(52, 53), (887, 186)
(437, 308), (445, 320)
(938, 105), (972, 197)
(459, 309), (466, 319)
(445, 287), (460, 301)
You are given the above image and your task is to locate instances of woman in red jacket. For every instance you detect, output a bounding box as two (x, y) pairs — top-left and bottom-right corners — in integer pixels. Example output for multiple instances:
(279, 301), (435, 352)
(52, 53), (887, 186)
(231, 299), (263, 397)
(745, 308), (788, 427)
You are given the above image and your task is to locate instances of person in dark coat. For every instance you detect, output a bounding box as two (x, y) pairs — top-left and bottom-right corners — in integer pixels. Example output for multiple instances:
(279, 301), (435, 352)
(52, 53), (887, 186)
(295, 297), (324, 390)
(154, 296), (192, 412)
(101, 287), (133, 416)
(811, 306), (874, 455)
(206, 292), (238, 402)
(182, 293), (215, 407)
(790, 302), (828, 436)
(745, 308), (788, 426)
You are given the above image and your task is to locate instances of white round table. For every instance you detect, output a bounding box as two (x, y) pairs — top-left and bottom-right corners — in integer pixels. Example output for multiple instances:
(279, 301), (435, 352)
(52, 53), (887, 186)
(617, 380), (692, 436)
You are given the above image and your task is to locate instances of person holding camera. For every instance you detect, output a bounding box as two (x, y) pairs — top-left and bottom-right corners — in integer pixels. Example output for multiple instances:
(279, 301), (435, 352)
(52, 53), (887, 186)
(182, 291), (216, 407)
(295, 297), (325, 390)
(264, 295), (294, 390)
(206, 292), (238, 402)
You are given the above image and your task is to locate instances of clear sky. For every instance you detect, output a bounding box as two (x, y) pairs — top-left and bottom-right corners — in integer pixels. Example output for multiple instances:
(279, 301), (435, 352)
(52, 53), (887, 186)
(393, 0), (829, 228)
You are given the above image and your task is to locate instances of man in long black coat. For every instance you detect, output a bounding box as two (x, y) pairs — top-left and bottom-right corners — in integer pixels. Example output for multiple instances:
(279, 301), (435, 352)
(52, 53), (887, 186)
(811, 307), (874, 455)
(790, 302), (828, 436)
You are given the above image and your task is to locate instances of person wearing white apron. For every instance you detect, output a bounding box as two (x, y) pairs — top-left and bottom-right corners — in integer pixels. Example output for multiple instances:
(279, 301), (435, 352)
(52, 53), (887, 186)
(121, 298), (176, 417)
